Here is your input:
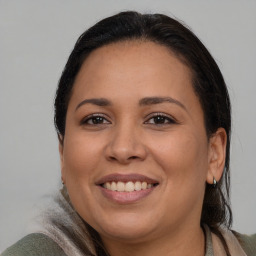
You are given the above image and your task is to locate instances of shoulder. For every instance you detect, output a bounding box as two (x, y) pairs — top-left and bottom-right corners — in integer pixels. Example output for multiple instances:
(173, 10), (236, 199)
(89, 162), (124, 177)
(233, 231), (256, 256)
(1, 233), (67, 256)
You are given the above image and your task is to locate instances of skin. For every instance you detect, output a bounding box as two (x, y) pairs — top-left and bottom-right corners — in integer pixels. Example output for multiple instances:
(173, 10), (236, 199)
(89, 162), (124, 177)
(60, 41), (227, 256)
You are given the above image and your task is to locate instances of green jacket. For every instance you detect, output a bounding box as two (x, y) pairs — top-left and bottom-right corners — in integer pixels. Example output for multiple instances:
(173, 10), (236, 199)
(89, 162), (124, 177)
(1, 234), (67, 256)
(2, 231), (256, 256)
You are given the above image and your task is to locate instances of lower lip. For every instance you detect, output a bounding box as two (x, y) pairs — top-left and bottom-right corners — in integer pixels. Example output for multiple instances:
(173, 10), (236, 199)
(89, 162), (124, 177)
(98, 186), (156, 204)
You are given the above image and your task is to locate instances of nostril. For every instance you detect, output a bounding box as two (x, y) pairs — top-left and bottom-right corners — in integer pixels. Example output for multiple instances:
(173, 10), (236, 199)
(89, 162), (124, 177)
(107, 155), (139, 163)
(129, 156), (138, 160)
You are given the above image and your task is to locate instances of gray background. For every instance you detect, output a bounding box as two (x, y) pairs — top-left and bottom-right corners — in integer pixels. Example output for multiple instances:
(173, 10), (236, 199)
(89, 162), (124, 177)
(1, 0), (256, 252)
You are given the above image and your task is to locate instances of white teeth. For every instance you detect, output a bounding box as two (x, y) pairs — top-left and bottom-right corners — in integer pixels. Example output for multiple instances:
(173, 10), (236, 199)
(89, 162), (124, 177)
(134, 181), (141, 191)
(106, 182), (111, 190)
(110, 182), (117, 191)
(103, 181), (155, 192)
(117, 181), (125, 192)
(141, 181), (147, 190)
(125, 181), (135, 192)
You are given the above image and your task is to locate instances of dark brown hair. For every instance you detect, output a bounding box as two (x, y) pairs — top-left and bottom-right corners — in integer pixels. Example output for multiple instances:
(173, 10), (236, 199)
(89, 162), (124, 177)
(54, 11), (232, 255)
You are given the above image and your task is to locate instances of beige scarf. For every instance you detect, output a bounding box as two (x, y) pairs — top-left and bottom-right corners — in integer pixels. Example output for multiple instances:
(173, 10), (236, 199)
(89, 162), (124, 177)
(204, 224), (247, 256)
(31, 189), (247, 256)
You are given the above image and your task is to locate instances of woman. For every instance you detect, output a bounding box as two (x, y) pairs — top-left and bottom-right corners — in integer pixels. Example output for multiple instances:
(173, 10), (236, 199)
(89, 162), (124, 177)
(2, 11), (256, 256)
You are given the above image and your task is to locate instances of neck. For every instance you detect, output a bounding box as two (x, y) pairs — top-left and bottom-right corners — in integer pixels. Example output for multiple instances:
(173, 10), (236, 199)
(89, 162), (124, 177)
(101, 224), (205, 256)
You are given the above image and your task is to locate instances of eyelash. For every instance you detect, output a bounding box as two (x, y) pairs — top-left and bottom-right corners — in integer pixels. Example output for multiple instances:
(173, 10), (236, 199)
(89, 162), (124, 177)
(145, 113), (176, 125)
(81, 114), (111, 125)
(81, 112), (177, 127)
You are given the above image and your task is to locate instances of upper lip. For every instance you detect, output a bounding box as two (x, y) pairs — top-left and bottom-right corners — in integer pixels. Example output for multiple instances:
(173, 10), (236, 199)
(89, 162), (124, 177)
(96, 173), (159, 185)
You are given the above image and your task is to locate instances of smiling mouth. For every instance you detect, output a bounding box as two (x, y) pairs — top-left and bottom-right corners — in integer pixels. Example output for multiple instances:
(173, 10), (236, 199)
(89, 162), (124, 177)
(97, 174), (159, 203)
(101, 181), (159, 192)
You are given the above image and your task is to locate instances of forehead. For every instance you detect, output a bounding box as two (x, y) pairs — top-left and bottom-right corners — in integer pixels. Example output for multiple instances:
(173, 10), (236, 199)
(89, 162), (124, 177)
(80, 40), (191, 76)
(72, 40), (194, 98)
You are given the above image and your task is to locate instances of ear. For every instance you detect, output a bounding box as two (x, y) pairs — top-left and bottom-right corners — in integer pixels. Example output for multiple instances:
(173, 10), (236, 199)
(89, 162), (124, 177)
(58, 135), (66, 184)
(206, 128), (227, 185)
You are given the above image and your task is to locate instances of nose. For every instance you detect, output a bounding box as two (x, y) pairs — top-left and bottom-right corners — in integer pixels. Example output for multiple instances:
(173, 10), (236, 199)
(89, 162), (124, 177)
(105, 124), (147, 164)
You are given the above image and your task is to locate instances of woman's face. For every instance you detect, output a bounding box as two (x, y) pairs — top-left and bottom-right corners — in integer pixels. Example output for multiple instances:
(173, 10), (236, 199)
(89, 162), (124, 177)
(60, 41), (219, 243)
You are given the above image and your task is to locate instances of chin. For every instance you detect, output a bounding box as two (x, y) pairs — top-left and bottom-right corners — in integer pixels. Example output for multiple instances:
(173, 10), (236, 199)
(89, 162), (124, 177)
(94, 214), (156, 242)
(100, 225), (153, 242)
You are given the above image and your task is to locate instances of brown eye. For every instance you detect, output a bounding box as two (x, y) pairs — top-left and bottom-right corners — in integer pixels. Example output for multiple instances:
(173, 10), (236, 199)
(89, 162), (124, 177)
(153, 116), (167, 124)
(81, 114), (111, 125)
(90, 116), (105, 124)
(145, 114), (176, 125)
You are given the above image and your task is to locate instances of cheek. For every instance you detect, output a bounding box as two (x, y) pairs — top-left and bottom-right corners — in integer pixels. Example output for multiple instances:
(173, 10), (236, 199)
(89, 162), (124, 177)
(62, 133), (103, 184)
(148, 130), (209, 184)
(61, 134), (104, 223)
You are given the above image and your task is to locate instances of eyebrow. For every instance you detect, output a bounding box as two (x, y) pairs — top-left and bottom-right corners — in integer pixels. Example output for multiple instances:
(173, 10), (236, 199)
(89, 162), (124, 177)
(139, 97), (187, 110)
(76, 98), (111, 110)
(75, 96), (187, 111)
